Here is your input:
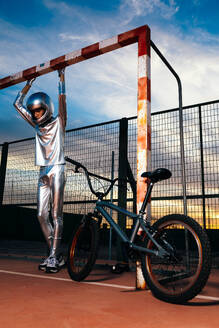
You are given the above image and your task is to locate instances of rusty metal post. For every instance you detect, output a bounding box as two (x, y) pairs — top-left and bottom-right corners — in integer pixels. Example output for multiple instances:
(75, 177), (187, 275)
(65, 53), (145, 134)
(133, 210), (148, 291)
(136, 27), (151, 290)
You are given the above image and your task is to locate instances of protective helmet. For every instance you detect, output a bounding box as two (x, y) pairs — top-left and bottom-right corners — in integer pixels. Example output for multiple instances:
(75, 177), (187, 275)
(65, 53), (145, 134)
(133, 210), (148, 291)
(26, 92), (54, 125)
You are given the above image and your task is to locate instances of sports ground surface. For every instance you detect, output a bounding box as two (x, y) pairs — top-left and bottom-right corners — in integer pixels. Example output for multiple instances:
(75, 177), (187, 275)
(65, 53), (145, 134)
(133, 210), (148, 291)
(0, 255), (219, 328)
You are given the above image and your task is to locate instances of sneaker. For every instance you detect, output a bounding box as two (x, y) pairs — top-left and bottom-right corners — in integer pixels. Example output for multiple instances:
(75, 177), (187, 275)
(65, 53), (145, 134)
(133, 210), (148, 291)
(57, 254), (65, 269)
(46, 255), (65, 273)
(38, 257), (50, 271)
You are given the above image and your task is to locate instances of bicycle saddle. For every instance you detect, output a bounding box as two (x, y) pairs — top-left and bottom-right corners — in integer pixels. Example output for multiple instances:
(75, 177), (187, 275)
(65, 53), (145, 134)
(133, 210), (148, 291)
(141, 168), (172, 183)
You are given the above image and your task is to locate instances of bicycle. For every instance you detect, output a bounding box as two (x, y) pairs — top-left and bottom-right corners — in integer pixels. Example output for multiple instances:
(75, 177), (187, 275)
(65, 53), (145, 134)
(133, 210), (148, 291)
(65, 156), (211, 304)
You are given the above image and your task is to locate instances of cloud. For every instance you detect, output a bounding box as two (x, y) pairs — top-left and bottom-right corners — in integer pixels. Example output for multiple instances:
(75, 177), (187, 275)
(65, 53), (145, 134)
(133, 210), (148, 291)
(119, 0), (179, 25)
(0, 19), (55, 76)
(189, 28), (219, 44)
(62, 44), (138, 121)
(59, 32), (101, 45)
(43, 0), (80, 16)
(148, 25), (219, 109)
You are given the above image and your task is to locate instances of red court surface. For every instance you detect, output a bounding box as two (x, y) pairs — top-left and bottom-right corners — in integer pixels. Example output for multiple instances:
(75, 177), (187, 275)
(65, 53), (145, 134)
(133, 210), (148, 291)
(0, 257), (219, 328)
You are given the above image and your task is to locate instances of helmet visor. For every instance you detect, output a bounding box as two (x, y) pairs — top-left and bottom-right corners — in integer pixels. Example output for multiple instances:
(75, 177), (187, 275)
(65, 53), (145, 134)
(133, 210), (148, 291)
(26, 92), (54, 125)
(31, 107), (46, 121)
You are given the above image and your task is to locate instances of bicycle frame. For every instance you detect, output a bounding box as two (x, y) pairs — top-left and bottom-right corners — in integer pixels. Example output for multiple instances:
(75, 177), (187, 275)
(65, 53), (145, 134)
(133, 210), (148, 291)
(95, 200), (168, 258)
(64, 156), (171, 259)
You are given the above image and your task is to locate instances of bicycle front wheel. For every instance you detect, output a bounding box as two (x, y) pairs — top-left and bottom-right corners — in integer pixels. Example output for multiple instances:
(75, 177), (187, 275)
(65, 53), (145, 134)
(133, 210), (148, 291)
(67, 217), (99, 281)
(141, 214), (211, 304)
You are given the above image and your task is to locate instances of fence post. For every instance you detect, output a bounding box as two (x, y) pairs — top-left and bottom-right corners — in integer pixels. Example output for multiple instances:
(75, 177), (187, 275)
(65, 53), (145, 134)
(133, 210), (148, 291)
(126, 160), (137, 214)
(198, 105), (206, 229)
(117, 118), (128, 261)
(108, 150), (115, 260)
(0, 142), (9, 206)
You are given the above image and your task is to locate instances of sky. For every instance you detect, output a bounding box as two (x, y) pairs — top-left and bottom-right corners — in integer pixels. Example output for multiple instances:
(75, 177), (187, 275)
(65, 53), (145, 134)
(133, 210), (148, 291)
(1, 0), (219, 142)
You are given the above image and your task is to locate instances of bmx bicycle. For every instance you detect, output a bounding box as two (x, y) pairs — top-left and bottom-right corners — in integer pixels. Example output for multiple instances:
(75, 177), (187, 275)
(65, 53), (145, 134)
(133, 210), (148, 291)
(65, 156), (211, 304)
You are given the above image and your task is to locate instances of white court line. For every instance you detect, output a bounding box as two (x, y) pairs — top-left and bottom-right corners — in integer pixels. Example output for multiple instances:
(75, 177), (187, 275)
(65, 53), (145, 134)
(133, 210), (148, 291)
(195, 295), (219, 301)
(1, 269), (219, 301)
(0, 269), (134, 290)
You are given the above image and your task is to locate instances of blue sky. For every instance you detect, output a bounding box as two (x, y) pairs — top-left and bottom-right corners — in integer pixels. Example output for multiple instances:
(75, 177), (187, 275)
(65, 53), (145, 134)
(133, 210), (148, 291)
(1, 0), (219, 142)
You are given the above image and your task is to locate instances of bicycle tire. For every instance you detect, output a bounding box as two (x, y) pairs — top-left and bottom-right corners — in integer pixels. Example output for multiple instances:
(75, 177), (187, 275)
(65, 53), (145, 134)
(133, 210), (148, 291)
(67, 216), (99, 281)
(141, 214), (211, 304)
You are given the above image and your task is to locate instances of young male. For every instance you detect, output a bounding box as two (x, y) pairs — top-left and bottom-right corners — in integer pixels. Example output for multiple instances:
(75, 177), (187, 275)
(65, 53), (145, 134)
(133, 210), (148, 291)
(13, 69), (67, 273)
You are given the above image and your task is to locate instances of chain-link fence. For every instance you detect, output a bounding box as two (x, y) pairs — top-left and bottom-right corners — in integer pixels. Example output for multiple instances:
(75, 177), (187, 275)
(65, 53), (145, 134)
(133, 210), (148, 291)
(1, 100), (219, 233)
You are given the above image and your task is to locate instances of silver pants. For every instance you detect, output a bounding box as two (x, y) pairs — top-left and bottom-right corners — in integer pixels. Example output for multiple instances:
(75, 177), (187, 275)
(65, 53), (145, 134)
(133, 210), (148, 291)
(37, 164), (65, 257)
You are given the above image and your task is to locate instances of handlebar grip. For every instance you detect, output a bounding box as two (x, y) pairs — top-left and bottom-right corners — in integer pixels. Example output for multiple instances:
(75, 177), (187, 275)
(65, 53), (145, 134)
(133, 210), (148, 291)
(64, 156), (82, 168)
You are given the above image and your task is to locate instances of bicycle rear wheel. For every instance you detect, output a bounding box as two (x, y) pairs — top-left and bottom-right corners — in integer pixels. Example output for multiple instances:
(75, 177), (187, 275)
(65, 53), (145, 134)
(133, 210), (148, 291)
(67, 217), (99, 281)
(141, 214), (211, 304)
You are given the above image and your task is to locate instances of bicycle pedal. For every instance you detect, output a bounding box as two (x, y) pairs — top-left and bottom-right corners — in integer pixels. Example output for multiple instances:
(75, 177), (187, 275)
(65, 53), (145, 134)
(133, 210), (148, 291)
(111, 263), (129, 274)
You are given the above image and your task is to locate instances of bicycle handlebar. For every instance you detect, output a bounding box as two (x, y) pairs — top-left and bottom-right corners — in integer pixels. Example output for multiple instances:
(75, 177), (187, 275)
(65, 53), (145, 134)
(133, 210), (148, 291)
(65, 156), (118, 198)
(64, 157), (86, 171)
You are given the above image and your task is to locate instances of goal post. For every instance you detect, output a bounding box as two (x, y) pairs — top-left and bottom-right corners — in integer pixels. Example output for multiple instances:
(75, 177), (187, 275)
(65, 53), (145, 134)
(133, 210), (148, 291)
(0, 25), (151, 289)
(136, 27), (151, 290)
(0, 25), (150, 90)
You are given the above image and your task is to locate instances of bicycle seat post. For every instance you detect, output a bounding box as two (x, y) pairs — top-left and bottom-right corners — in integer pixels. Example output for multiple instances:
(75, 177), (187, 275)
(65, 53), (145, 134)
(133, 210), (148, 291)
(139, 181), (154, 216)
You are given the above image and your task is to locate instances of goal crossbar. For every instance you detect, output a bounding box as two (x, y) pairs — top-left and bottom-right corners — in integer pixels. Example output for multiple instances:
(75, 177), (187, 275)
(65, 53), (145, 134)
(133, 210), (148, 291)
(0, 25), (150, 89)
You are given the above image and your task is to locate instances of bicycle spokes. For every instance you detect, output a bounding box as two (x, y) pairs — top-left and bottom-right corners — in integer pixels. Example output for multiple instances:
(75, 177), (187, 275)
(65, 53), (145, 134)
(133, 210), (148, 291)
(141, 214), (211, 303)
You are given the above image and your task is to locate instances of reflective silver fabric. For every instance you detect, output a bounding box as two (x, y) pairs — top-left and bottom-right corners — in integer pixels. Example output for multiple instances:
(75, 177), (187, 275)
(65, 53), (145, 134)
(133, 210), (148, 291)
(14, 93), (65, 166)
(35, 117), (65, 166)
(13, 78), (67, 259)
(14, 92), (35, 127)
(37, 164), (65, 257)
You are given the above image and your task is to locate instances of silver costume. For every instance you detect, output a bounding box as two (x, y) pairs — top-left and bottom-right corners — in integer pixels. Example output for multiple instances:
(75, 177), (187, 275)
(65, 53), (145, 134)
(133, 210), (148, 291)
(13, 75), (67, 259)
